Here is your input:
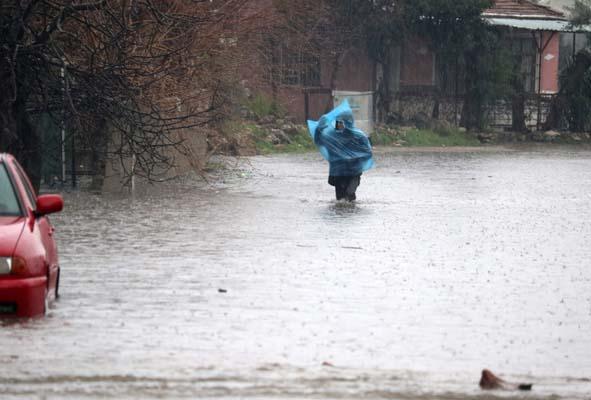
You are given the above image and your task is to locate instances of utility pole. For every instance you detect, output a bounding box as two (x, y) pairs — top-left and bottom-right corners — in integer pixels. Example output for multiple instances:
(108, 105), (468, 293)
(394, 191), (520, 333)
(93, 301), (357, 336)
(61, 66), (66, 184)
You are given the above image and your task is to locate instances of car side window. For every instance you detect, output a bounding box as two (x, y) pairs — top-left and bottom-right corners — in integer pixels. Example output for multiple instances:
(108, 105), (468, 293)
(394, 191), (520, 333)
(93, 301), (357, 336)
(12, 160), (37, 210)
(0, 163), (22, 216)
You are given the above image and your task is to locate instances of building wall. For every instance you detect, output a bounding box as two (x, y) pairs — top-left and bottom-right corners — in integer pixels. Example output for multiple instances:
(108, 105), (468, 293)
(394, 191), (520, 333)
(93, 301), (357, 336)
(540, 31), (560, 93)
(400, 37), (435, 87)
(331, 48), (375, 92)
(249, 46), (374, 122)
(390, 29), (561, 127)
(244, 2), (563, 127)
(101, 128), (208, 192)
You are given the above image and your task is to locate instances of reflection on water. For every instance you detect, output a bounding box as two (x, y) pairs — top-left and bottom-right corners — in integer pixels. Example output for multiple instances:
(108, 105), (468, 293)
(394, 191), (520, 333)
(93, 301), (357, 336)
(1, 146), (591, 399)
(323, 200), (371, 220)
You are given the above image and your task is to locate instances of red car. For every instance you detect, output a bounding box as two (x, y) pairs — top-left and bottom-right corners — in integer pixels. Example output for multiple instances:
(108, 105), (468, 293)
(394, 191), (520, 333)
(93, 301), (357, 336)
(0, 153), (63, 317)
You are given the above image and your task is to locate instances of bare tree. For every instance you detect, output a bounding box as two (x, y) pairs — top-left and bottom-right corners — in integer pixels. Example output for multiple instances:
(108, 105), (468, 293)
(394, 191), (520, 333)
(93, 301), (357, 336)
(1, 0), (267, 191)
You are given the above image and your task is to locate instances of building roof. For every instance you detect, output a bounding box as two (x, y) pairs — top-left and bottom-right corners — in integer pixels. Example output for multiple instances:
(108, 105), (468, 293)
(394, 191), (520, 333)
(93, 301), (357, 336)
(485, 17), (586, 31)
(483, 0), (566, 20)
(481, 0), (591, 32)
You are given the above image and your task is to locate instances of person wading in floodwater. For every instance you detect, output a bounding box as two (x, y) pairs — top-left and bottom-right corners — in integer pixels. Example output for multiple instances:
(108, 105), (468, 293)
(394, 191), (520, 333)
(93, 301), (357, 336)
(307, 100), (375, 201)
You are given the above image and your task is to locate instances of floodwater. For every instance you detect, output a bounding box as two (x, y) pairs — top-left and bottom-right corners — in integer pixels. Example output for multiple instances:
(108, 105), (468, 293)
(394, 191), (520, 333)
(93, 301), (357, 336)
(1, 145), (591, 399)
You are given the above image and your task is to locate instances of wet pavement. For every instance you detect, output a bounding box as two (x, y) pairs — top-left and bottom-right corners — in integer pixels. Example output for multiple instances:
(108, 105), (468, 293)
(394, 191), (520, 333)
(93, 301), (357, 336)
(1, 145), (591, 399)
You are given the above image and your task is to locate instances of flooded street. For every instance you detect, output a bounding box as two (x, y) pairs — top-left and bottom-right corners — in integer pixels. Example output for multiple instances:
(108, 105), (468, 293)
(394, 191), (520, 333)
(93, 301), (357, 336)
(2, 145), (591, 399)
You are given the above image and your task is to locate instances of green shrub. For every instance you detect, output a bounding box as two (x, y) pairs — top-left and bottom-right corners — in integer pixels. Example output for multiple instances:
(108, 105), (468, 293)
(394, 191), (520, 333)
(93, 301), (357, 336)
(371, 129), (398, 146)
(281, 127), (315, 153)
(254, 126), (315, 154)
(246, 93), (286, 119)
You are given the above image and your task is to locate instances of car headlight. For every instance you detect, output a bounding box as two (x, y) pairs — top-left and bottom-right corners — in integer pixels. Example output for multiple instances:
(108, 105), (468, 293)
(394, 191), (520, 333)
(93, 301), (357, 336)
(0, 257), (11, 274)
(0, 256), (26, 276)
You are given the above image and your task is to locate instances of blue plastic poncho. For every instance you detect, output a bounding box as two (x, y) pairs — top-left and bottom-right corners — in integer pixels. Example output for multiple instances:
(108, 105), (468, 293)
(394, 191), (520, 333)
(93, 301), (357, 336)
(307, 100), (374, 177)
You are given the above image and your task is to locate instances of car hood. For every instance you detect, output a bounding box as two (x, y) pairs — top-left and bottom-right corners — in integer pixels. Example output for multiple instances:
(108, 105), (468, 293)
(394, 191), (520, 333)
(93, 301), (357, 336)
(0, 216), (26, 256)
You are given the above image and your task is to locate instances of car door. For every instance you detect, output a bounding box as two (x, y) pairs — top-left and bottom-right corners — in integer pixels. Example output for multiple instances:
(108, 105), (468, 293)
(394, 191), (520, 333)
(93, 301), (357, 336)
(10, 160), (60, 294)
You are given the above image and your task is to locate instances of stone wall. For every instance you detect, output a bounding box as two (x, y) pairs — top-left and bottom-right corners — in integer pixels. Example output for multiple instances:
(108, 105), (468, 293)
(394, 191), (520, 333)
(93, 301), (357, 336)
(392, 94), (461, 126)
(476, 129), (591, 144)
(393, 92), (555, 129)
(487, 96), (554, 129)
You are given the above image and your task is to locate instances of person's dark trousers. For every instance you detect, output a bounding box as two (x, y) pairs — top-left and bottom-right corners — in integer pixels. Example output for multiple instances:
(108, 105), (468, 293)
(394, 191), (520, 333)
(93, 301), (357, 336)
(328, 175), (361, 201)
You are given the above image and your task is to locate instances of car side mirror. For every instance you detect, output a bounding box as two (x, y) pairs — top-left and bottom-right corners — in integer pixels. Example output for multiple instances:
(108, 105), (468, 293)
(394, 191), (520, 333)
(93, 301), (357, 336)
(36, 194), (64, 216)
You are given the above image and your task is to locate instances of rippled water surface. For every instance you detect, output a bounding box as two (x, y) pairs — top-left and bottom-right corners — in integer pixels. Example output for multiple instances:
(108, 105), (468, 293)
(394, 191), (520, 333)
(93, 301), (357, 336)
(2, 145), (591, 399)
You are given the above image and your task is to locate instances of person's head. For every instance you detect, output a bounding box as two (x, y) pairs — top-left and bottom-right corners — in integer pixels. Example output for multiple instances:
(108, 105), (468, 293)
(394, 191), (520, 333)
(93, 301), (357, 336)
(335, 120), (345, 131)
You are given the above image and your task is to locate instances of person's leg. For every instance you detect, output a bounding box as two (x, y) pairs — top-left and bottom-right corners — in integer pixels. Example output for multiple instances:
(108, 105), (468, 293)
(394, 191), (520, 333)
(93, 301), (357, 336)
(332, 176), (347, 200)
(335, 183), (346, 200)
(329, 175), (342, 200)
(345, 175), (361, 201)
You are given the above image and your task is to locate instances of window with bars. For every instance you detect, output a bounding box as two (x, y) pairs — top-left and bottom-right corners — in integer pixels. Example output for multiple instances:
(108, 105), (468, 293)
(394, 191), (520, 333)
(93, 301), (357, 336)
(509, 37), (537, 93)
(266, 43), (321, 87)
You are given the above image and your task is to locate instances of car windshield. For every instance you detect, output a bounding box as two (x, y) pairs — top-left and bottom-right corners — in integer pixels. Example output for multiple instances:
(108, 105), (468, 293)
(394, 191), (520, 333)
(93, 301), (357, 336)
(0, 163), (21, 216)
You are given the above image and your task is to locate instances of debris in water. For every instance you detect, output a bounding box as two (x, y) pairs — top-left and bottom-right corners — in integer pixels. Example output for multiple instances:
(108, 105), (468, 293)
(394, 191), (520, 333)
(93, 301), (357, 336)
(479, 369), (532, 391)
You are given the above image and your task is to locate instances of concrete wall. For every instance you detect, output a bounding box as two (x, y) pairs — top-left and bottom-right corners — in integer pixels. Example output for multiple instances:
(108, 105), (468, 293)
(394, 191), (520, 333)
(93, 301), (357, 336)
(102, 128), (208, 193)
